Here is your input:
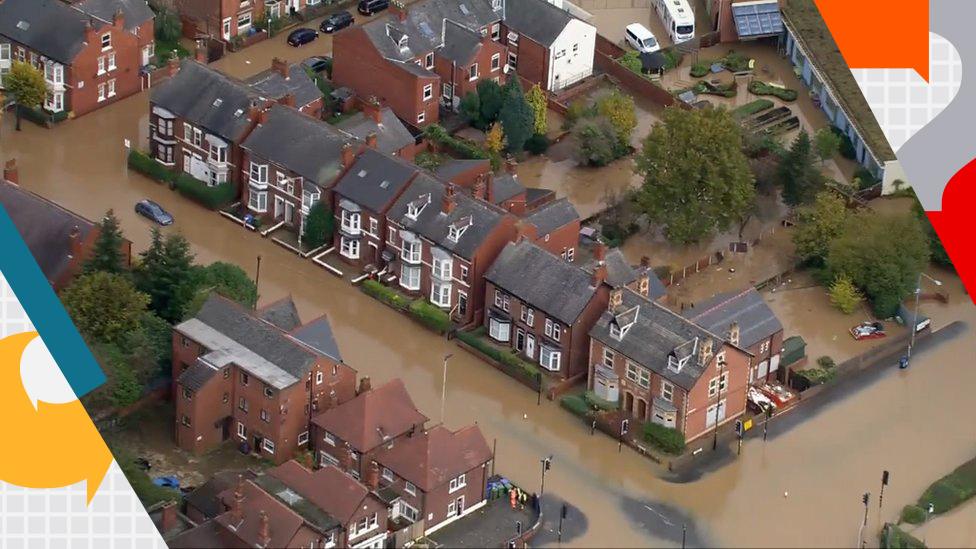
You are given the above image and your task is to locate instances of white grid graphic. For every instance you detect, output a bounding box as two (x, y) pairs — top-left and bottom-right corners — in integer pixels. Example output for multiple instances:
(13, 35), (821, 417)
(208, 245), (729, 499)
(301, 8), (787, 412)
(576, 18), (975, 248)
(851, 33), (962, 152)
(0, 272), (166, 548)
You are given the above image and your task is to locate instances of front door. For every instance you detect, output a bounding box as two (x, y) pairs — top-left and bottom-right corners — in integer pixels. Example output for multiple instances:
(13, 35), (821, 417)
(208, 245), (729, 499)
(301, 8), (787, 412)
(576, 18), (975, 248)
(274, 196), (285, 219)
(222, 18), (232, 40)
(288, 0), (299, 13)
(515, 329), (525, 352)
(458, 291), (468, 317)
(284, 201), (295, 225)
(525, 334), (535, 359)
(252, 435), (262, 453)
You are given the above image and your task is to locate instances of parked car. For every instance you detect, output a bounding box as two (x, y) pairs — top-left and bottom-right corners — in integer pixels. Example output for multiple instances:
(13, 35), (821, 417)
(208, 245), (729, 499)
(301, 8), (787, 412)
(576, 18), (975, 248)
(850, 321), (886, 340)
(287, 28), (318, 47)
(135, 199), (173, 226)
(301, 55), (332, 74)
(624, 23), (660, 53)
(358, 0), (389, 16)
(320, 10), (354, 33)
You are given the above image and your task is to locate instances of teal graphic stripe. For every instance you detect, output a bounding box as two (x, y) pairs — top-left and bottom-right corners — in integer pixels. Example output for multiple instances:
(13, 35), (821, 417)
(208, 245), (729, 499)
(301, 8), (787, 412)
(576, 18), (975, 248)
(0, 203), (105, 397)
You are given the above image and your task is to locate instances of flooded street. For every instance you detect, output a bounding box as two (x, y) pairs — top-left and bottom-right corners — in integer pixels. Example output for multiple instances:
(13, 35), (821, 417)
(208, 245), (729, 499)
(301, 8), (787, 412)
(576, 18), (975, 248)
(3, 28), (976, 548)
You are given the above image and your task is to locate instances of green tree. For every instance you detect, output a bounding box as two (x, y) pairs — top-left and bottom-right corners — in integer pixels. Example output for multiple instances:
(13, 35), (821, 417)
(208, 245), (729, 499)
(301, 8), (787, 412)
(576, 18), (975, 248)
(912, 198), (953, 268)
(778, 131), (823, 206)
(62, 272), (150, 346)
(814, 127), (842, 164)
(826, 212), (930, 317)
(106, 350), (142, 408)
(84, 210), (128, 275)
(303, 201), (334, 250)
(459, 91), (482, 127)
(187, 261), (258, 312)
(477, 79), (504, 127)
(5, 62), (47, 131)
(792, 191), (851, 266)
(829, 274), (863, 314)
(134, 229), (196, 323)
(154, 8), (182, 43)
(498, 77), (534, 152)
(635, 107), (755, 243)
(525, 84), (548, 136)
(572, 118), (618, 167)
(596, 90), (637, 148)
(485, 122), (506, 157)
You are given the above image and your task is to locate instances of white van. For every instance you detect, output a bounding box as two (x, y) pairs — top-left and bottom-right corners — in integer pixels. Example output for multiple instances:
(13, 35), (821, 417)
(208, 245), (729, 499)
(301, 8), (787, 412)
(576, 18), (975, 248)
(624, 23), (660, 53)
(654, 0), (695, 43)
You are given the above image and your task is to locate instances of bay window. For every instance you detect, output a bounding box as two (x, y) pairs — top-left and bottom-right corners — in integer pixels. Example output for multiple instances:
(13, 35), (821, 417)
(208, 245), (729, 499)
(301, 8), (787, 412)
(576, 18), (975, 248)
(401, 238), (421, 264)
(250, 163), (268, 186)
(431, 282), (451, 308)
(341, 210), (361, 234)
(488, 317), (510, 342)
(340, 236), (360, 259)
(432, 257), (452, 280)
(400, 264), (421, 291)
(248, 188), (267, 212)
(539, 345), (561, 372)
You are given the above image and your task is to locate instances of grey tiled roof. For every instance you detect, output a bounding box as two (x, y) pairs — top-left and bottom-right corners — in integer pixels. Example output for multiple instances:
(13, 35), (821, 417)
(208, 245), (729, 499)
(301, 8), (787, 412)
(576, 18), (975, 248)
(177, 361), (218, 392)
(524, 197), (578, 236)
(290, 316), (343, 363)
(489, 173), (524, 204)
(682, 288), (783, 350)
(503, 0), (575, 47)
(584, 249), (636, 288)
(590, 290), (721, 391)
(76, 0), (154, 31)
(391, 177), (507, 260)
(0, 0), (90, 64)
(439, 20), (483, 64)
(335, 107), (415, 155)
(245, 63), (322, 110)
(433, 159), (490, 183)
(333, 149), (417, 213)
(485, 240), (598, 324)
(151, 61), (262, 141)
(257, 297), (302, 332)
(0, 182), (97, 285)
(242, 104), (350, 186)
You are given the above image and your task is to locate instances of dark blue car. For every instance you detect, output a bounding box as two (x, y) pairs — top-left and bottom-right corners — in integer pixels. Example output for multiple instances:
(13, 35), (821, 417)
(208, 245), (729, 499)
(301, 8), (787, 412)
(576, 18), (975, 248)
(287, 27), (318, 47)
(320, 11), (354, 33)
(135, 199), (173, 226)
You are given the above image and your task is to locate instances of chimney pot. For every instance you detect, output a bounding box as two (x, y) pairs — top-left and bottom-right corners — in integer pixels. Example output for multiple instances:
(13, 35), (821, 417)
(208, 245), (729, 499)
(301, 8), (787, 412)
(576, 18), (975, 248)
(365, 461), (380, 491)
(442, 185), (456, 214)
(357, 376), (372, 395)
(363, 97), (383, 123)
(341, 143), (356, 170)
(366, 132), (378, 149)
(593, 242), (607, 262)
(728, 321), (740, 346)
(113, 7), (125, 27)
(699, 338), (714, 365)
(3, 158), (19, 185)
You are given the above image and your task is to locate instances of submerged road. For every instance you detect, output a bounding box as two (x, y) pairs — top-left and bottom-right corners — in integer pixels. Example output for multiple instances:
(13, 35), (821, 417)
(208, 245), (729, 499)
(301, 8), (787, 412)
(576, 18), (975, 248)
(2, 25), (976, 547)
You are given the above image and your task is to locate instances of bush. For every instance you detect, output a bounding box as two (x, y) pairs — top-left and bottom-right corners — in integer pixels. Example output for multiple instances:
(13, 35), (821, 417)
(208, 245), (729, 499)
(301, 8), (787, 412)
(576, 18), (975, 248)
(690, 61), (710, 78)
(415, 151), (447, 170)
(617, 50), (643, 74)
(112, 445), (178, 506)
(855, 167), (879, 188)
(832, 126), (857, 159)
(695, 80), (736, 98)
(899, 505), (927, 525)
(583, 390), (618, 411)
(661, 49), (683, 70)
(456, 330), (541, 385)
(882, 523), (926, 549)
(361, 279), (409, 310)
(128, 149), (174, 183)
(748, 80), (798, 101)
(733, 99), (774, 118)
(560, 394), (591, 418)
(644, 422), (685, 455)
(408, 299), (451, 333)
(525, 133), (550, 155)
(423, 124), (489, 160)
(816, 356), (836, 369)
(173, 175), (236, 209)
(722, 51), (751, 72)
(19, 105), (68, 126)
(794, 367), (836, 386)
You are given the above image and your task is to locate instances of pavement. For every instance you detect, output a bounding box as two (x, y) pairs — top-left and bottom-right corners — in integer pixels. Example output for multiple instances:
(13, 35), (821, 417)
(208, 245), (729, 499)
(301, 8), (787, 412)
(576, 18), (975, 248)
(428, 494), (539, 548)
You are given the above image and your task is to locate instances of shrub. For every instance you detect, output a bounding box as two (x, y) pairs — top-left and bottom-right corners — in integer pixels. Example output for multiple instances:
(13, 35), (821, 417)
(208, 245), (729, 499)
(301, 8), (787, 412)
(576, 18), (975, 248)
(415, 151), (447, 170)
(661, 49), (683, 70)
(829, 274), (864, 314)
(832, 126), (857, 159)
(560, 394), (591, 418)
(617, 51), (643, 74)
(899, 504), (927, 525)
(722, 51), (751, 72)
(816, 356), (836, 369)
(361, 280), (409, 310)
(408, 299), (451, 333)
(748, 80), (798, 101)
(112, 445), (178, 506)
(174, 175), (236, 209)
(690, 61), (709, 78)
(855, 167), (879, 188)
(423, 124), (489, 160)
(525, 133), (550, 155)
(733, 99), (774, 118)
(644, 422), (685, 455)
(883, 523), (926, 549)
(583, 391), (618, 411)
(455, 330), (541, 385)
(794, 367), (836, 386)
(921, 480), (969, 514)
(695, 80), (736, 98)
(128, 149), (174, 183)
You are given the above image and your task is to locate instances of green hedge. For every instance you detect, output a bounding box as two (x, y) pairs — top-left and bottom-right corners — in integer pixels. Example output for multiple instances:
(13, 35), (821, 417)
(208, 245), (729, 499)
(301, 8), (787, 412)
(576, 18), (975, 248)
(408, 299), (452, 333)
(733, 99), (774, 118)
(899, 504), (926, 525)
(721, 51), (751, 72)
(19, 105), (69, 126)
(423, 124), (489, 160)
(793, 367), (837, 386)
(456, 330), (541, 387)
(583, 390), (618, 411)
(560, 394), (591, 418)
(128, 149), (174, 183)
(882, 524), (926, 549)
(914, 457), (976, 516)
(361, 279), (410, 310)
(174, 175), (236, 210)
(690, 61), (710, 78)
(748, 80), (799, 101)
(644, 422), (685, 455)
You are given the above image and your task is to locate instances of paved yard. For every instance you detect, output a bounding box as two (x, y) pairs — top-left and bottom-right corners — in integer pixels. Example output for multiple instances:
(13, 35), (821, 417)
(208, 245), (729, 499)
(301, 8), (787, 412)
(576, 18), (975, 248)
(428, 495), (539, 548)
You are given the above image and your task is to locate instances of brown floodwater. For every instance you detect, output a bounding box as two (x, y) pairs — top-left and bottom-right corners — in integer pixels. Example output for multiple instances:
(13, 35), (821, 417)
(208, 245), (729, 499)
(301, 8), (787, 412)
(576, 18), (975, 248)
(3, 30), (976, 548)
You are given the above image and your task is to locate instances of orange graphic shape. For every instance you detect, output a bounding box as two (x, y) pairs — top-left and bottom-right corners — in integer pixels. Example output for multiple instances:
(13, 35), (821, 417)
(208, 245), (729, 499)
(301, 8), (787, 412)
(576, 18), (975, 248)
(813, 0), (930, 81)
(0, 332), (113, 503)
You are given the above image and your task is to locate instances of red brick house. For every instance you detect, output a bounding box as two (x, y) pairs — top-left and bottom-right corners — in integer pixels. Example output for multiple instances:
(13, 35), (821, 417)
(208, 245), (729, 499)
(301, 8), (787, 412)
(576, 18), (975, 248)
(374, 424), (493, 535)
(0, 0), (155, 118)
(0, 162), (132, 292)
(588, 288), (752, 443)
(172, 294), (357, 463)
(175, 0), (264, 42)
(311, 378), (428, 479)
(335, 99), (419, 160)
(682, 287), (785, 385)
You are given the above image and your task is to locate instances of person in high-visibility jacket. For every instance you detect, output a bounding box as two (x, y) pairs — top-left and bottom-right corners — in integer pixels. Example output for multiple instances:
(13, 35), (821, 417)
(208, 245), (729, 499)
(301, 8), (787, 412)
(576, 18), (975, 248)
(510, 487), (518, 509)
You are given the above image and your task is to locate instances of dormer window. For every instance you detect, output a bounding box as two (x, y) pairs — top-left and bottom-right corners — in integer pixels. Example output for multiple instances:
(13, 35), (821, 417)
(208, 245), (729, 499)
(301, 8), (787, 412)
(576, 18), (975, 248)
(491, 0), (502, 9)
(398, 35), (408, 50)
(668, 354), (691, 372)
(448, 216), (472, 242)
(407, 194), (430, 219)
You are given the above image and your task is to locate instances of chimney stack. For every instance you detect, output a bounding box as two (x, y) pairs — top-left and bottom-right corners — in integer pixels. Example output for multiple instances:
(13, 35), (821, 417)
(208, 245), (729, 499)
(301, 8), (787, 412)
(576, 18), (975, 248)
(231, 475), (245, 525)
(366, 132), (378, 149)
(591, 262), (607, 287)
(68, 225), (83, 260)
(271, 57), (289, 79)
(609, 288), (623, 311)
(357, 376), (372, 395)
(391, 0), (408, 21)
(166, 54), (180, 77)
(504, 156), (518, 176)
(3, 159), (19, 185)
(160, 502), (178, 534)
(473, 174), (487, 201)
(593, 241), (607, 262)
(638, 273), (650, 298)
(341, 143), (355, 169)
(84, 19), (97, 47)
(113, 7), (125, 28)
(698, 337), (713, 366)
(328, 389), (339, 409)
(365, 461), (380, 491)
(728, 321), (740, 346)
(442, 184), (456, 214)
(513, 220), (537, 243)
(195, 39), (208, 64)
(363, 97), (383, 123)
(279, 93), (296, 107)
(257, 510), (271, 547)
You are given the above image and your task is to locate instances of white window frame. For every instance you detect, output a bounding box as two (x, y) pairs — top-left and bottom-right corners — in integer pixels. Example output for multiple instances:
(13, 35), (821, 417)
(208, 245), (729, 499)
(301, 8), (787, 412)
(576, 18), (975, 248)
(298, 431), (309, 445)
(507, 51), (518, 68)
(417, 111), (426, 124)
(423, 83), (433, 101)
(263, 438), (275, 454)
(405, 481), (417, 496)
(340, 237), (360, 259)
(324, 431), (337, 446)
(400, 264), (421, 291)
(97, 82), (106, 102)
(539, 345), (561, 372)
(708, 372), (730, 398)
(602, 347), (615, 368)
(507, 31), (518, 44)
(316, 371), (324, 385)
(430, 281), (451, 308)
(491, 23), (500, 39)
(491, 53), (500, 71)
(107, 78), (116, 98)
(488, 317), (510, 342)
(448, 473), (466, 493)
(626, 361), (650, 388)
(468, 63), (478, 81)
(432, 257), (452, 280)
(425, 52), (434, 68)
(237, 422), (246, 439)
(661, 380), (674, 402)
(250, 163), (269, 186)
(101, 32), (112, 50)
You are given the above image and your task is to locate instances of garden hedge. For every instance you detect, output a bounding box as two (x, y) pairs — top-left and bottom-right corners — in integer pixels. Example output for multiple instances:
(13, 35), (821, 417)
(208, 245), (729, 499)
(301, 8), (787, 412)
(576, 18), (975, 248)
(644, 422), (686, 455)
(560, 394), (591, 418)
(733, 99), (774, 118)
(174, 176), (236, 210)
(408, 299), (452, 333)
(360, 280), (409, 310)
(455, 330), (541, 386)
(128, 149), (174, 183)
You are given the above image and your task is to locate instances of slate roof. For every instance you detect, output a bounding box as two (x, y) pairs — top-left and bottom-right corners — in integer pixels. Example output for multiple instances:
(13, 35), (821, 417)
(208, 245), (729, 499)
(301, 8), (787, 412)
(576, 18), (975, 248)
(335, 107), (415, 155)
(485, 240), (599, 325)
(0, 182), (97, 285)
(390, 178), (508, 260)
(269, 462), (370, 525)
(333, 148), (418, 213)
(374, 425), (492, 492)
(290, 315), (343, 363)
(167, 520), (247, 549)
(311, 379), (428, 452)
(185, 471), (257, 521)
(252, 469), (342, 532)
(0, 0), (92, 64)
(256, 296), (302, 331)
(151, 61), (263, 141)
(245, 63), (322, 110)
(242, 104), (350, 185)
(584, 249), (637, 289)
(433, 159), (490, 183)
(503, 0), (576, 47)
(682, 287), (783, 350)
(177, 361), (218, 391)
(76, 0), (154, 31)
(439, 20), (484, 64)
(590, 290), (722, 391)
(213, 481), (306, 549)
(488, 173), (524, 204)
(524, 197), (578, 236)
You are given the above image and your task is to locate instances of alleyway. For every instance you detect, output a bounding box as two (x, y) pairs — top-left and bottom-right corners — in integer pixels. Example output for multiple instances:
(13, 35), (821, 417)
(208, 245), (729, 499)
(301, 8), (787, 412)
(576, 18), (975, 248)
(3, 26), (976, 548)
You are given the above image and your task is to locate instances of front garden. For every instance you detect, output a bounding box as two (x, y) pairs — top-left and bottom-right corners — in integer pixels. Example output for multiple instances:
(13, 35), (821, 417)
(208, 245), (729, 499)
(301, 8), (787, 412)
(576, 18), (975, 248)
(455, 327), (543, 391)
(359, 280), (451, 334)
(128, 150), (236, 210)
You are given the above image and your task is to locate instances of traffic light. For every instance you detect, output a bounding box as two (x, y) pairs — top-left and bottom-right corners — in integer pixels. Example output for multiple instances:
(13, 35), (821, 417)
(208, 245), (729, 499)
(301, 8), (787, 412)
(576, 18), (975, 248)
(542, 456), (552, 471)
(734, 419), (743, 436)
(862, 493), (870, 506)
(882, 470), (890, 486)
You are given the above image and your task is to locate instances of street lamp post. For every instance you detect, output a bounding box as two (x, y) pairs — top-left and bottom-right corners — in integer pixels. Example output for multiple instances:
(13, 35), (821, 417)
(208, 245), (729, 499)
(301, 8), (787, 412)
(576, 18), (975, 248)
(440, 354), (453, 424)
(905, 272), (942, 366)
(254, 255), (262, 310)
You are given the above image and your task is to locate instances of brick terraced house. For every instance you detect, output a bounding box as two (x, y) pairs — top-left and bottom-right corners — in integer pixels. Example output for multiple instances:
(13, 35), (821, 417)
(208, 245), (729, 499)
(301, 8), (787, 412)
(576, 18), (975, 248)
(172, 294), (357, 463)
(244, 57), (325, 118)
(175, 0), (264, 42)
(588, 288), (752, 443)
(334, 99), (419, 160)
(0, 0), (155, 117)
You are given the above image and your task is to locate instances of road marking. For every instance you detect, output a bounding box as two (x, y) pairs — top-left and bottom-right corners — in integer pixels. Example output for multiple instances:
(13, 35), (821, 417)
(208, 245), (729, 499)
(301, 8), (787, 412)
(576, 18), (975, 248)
(644, 505), (675, 527)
